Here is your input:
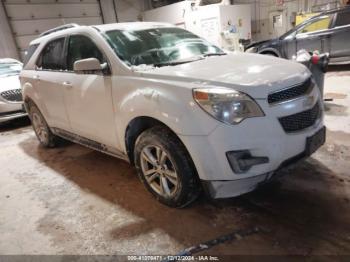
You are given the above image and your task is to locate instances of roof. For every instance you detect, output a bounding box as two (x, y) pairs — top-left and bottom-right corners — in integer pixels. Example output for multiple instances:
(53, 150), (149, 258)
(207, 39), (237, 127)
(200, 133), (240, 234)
(93, 22), (174, 32)
(29, 22), (175, 45)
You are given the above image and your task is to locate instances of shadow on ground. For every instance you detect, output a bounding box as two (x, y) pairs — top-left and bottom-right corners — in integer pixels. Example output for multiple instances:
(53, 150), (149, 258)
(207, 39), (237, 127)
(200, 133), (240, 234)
(17, 134), (350, 255)
(327, 64), (350, 72)
(0, 117), (31, 133)
(324, 102), (348, 116)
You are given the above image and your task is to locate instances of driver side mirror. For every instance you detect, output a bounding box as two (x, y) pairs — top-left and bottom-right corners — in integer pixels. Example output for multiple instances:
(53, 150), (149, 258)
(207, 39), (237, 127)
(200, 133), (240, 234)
(73, 58), (106, 74)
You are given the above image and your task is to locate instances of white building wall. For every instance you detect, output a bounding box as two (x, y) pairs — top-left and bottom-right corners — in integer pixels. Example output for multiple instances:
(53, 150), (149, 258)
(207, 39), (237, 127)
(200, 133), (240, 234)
(115, 0), (148, 22)
(0, 0), (149, 60)
(0, 2), (19, 59)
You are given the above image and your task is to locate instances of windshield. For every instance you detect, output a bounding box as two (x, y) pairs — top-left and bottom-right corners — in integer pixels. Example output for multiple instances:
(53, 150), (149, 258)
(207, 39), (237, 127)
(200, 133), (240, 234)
(0, 62), (22, 77)
(104, 27), (225, 67)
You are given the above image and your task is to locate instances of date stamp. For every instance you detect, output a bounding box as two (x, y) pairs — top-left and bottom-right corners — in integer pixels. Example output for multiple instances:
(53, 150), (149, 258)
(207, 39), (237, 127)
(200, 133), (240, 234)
(127, 255), (220, 261)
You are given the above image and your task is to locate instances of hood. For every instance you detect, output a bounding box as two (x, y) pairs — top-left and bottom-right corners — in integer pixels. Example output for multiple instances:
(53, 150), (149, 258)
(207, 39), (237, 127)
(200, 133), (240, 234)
(141, 53), (310, 99)
(0, 74), (21, 92)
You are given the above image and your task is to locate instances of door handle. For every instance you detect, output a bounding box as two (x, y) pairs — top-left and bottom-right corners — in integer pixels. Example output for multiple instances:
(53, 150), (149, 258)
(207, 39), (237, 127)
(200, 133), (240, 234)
(62, 81), (73, 89)
(33, 75), (40, 81)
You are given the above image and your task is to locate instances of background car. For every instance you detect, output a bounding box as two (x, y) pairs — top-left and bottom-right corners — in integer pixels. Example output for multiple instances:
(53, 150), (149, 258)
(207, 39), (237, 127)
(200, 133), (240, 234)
(245, 6), (350, 64)
(0, 58), (27, 124)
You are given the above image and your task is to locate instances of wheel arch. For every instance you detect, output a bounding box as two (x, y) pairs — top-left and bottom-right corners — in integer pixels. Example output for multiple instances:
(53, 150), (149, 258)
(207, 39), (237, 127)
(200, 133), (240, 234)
(24, 95), (35, 110)
(124, 116), (193, 167)
(259, 48), (280, 57)
(125, 116), (173, 165)
(22, 81), (48, 121)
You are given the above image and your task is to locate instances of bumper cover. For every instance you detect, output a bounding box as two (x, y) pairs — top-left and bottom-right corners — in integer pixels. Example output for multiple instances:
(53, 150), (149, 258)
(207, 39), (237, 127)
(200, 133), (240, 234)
(0, 101), (27, 123)
(202, 127), (325, 199)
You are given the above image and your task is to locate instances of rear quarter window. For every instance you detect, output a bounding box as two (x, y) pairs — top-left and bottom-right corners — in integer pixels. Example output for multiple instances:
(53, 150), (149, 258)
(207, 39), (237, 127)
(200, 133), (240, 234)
(23, 44), (39, 66)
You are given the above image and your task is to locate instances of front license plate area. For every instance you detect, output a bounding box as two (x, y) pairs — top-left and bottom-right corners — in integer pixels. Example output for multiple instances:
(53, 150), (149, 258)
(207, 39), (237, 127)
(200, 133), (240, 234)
(305, 127), (326, 156)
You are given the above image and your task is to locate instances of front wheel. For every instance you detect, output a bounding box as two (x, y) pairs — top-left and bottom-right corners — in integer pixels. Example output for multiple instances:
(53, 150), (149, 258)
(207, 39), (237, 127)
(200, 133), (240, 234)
(28, 103), (59, 148)
(134, 126), (200, 208)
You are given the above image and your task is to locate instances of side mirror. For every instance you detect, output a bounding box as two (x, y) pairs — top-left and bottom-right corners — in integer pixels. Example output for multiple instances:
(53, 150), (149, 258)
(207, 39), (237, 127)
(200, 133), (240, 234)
(73, 58), (102, 73)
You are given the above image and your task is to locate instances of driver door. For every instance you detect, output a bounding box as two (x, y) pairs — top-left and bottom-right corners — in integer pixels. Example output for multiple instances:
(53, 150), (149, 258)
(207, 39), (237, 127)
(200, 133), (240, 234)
(296, 14), (333, 55)
(61, 34), (118, 148)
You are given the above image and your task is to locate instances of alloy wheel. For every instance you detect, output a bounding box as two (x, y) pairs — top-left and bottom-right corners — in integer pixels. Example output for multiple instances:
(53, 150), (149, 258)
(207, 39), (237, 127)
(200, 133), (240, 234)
(140, 145), (179, 198)
(32, 112), (49, 144)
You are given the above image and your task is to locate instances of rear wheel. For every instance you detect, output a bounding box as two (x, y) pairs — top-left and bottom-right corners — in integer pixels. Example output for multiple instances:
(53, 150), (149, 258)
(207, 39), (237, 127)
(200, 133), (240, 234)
(29, 104), (59, 148)
(134, 126), (200, 208)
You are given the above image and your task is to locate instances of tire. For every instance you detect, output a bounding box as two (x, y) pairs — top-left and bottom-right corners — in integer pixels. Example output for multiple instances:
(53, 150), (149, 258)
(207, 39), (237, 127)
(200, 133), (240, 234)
(28, 103), (59, 148)
(134, 126), (200, 208)
(262, 52), (278, 57)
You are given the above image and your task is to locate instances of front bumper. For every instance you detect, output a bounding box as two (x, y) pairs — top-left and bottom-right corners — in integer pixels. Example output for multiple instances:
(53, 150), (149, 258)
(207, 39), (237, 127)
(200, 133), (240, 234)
(179, 87), (324, 199)
(0, 101), (27, 123)
(202, 127), (325, 198)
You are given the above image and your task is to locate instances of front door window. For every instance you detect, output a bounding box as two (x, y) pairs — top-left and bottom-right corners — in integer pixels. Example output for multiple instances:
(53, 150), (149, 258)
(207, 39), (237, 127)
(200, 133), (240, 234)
(67, 35), (106, 71)
(298, 15), (332, 34)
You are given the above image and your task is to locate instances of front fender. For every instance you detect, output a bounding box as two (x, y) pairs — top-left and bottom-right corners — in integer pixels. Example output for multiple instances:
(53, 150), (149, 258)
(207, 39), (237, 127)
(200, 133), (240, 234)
(112, 77), (219, 152)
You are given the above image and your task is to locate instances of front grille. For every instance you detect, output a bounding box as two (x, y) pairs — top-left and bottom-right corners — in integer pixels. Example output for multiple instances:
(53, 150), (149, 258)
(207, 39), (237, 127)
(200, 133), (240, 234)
(279, 102), (321, 133)
(1, 89), (23, 102)
(268, 78), (313, 104)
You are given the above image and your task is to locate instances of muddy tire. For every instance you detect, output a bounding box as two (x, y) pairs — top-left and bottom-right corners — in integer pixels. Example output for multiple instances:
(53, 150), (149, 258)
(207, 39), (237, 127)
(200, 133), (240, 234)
(28, 103), (59, 148)
(134, 126), (200, 208)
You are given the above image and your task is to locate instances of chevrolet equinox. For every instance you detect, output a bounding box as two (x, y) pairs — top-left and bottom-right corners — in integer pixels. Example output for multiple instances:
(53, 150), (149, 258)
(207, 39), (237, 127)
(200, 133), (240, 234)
(20, 23), (326, 207)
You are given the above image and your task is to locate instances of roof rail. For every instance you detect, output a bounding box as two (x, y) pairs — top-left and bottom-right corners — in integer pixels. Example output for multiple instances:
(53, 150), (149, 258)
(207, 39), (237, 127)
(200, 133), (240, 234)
(319, 5), (350, 14)
(39, 23), (79, 37)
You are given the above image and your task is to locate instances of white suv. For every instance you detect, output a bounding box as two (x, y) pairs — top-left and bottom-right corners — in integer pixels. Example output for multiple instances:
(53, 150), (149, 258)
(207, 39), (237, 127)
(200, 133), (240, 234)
(20, 23), (325, 207)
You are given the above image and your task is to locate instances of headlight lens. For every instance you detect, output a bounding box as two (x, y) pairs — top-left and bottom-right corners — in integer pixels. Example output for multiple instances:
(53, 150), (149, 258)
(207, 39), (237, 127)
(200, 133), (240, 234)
(193, 88), (264, 125)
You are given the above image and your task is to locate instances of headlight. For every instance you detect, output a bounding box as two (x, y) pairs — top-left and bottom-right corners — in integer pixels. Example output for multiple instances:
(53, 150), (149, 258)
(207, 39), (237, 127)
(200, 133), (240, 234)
(193, 88), (264, 125)
(245, 46), (258, 53)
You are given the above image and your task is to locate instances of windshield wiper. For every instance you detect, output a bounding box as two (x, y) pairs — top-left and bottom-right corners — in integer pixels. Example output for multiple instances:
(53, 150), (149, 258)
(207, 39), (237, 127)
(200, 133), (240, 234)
(154, 56), (204, 67)
(202, 52), (227, 57)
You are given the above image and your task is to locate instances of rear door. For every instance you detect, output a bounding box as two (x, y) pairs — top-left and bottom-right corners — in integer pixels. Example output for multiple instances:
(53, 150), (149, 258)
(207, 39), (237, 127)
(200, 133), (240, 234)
(34, 37), (71, 131)
(60, 34), (118, 148)
(328, 9), (350, 62)
(295, 14), (333, 55)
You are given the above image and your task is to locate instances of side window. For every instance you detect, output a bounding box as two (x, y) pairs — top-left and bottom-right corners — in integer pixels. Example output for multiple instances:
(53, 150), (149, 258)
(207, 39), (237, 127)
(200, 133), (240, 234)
(298, 15), (332, 34)
(23, 44), (39, 66)
(36, 38), (65, 70)
(335, 11), (350, 27)
(67, 35), (106, 71)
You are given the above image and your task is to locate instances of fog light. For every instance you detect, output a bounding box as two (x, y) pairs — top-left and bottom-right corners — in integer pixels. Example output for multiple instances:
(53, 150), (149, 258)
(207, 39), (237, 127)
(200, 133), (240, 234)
(226, 150), (269, 174)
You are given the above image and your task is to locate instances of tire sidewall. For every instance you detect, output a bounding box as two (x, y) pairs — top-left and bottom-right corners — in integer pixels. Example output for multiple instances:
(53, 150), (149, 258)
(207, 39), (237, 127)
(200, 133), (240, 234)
(134, 127), (197, 207)
(29, 104), (54, 147)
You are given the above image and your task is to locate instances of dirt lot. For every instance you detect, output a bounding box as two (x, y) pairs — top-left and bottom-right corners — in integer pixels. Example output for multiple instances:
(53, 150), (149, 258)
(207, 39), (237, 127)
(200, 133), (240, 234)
(1, 67), (350, 259)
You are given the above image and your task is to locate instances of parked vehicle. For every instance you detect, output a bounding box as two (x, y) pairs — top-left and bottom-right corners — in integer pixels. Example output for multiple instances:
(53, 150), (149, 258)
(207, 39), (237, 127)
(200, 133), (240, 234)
(246, 7), (350, 64)
(20, 23), (325, 207)
(0, 58), (27, 124)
